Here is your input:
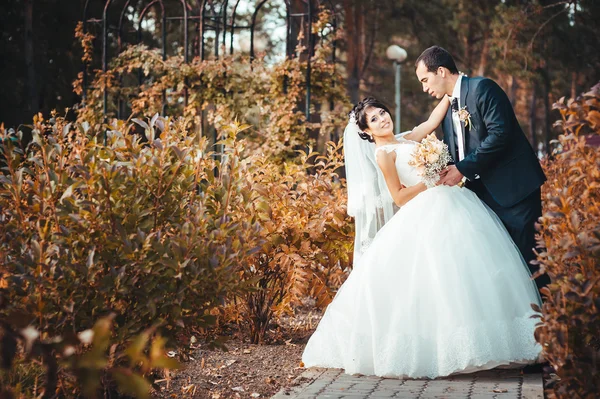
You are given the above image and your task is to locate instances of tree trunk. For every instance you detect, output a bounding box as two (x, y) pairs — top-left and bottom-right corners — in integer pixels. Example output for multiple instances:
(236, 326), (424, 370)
(508, 75), (518, 106)
(457, 0), (472, 74)
(289, 0), (308, 58)
(529, 82), (538, 152)
(540, 69), (552, 156)
(24, 0), (38, 117)
(344, 0), (365, 104)
(462, 33), (471, 75)
(571, 71), (577, 100)
(476, 30), (489, 76)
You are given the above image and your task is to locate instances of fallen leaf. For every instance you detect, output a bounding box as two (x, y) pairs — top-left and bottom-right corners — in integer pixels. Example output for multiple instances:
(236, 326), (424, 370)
(232, 386), (245, 392)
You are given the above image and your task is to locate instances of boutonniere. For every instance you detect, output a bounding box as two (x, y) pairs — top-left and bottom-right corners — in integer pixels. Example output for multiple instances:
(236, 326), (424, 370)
(456, 106), (472, 128)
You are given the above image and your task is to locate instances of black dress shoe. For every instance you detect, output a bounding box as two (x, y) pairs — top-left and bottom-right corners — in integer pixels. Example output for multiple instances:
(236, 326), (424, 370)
(522, 362), (554, 374)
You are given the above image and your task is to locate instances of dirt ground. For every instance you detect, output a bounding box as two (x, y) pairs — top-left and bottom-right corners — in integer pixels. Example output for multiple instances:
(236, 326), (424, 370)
(152, 307), (324, 399)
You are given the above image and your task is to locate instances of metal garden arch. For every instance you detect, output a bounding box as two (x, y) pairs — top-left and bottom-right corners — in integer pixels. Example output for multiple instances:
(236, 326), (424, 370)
(81, 0), (338, 123)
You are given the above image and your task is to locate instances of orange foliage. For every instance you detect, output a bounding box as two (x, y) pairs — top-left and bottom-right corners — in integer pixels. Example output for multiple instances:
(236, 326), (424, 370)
(534, 84), (600, 398)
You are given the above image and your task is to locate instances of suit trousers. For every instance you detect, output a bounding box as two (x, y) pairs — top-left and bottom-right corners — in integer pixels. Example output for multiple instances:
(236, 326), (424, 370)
(466, 179), (550, 290)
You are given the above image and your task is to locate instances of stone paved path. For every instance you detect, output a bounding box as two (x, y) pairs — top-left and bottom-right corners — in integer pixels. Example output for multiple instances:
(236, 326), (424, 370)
(273, 368), (543, 399)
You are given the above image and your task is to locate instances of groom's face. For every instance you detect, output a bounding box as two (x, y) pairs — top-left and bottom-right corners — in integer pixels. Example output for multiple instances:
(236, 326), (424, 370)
(416, 61), (446, 99)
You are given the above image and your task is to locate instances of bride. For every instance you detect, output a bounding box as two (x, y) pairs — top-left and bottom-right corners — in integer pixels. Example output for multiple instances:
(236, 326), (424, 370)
(301, 97), (542, 379)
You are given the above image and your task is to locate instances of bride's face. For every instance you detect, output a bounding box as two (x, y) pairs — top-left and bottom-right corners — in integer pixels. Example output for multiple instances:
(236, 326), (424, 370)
(364, 107), (394, 140)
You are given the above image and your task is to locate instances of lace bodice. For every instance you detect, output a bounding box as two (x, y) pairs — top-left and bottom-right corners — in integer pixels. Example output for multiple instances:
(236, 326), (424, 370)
(375, 139), (423, 188)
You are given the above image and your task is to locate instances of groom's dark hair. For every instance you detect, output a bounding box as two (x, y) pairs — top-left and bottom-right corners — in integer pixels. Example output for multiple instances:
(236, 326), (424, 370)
(415, 46), (459, 75)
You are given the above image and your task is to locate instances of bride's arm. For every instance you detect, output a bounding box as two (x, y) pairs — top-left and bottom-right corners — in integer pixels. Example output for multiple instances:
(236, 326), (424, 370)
(403, 96), (450, 142)
(376, 151), (427, 207)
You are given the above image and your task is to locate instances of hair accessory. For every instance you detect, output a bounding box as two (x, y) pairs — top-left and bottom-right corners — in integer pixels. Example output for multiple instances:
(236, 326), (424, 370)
(349, 111), (357, 125)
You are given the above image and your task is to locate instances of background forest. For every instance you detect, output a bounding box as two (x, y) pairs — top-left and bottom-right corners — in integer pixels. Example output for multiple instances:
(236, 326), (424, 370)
(2, 0), (599, 153)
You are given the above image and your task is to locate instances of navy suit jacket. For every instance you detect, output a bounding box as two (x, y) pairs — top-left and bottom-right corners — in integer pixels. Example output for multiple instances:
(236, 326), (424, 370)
(442, 76), (546, 208)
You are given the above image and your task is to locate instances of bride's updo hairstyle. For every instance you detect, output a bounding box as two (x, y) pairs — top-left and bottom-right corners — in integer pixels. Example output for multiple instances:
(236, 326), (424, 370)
(351, 97), (393, 143)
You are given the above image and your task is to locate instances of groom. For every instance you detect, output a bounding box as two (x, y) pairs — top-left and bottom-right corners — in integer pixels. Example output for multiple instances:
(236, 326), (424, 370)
(415, 45), (549, 290)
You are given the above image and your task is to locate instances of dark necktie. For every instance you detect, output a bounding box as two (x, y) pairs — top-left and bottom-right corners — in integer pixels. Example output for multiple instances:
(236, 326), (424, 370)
(451, 97), (459, 112)
(450, 98), (460, 160)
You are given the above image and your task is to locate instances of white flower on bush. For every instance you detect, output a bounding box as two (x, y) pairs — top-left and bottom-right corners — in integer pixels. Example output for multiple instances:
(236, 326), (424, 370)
(63, 346), (77, 357)
(20, 326), (39, 352)
(78, 329), (94, 345)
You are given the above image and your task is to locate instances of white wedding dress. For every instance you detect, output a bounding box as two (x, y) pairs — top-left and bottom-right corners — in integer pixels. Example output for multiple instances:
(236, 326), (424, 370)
(302, 139), (542, 379)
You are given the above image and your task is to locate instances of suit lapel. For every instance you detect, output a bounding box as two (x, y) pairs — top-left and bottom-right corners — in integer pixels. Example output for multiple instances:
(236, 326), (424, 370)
(443, 108), (457, 162)
(461, 76), (470, 104)
(459, 76), (470, 154)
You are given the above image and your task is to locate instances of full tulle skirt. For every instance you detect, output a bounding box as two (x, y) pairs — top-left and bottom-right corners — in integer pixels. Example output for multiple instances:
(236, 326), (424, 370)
(302, 185), (542, 379)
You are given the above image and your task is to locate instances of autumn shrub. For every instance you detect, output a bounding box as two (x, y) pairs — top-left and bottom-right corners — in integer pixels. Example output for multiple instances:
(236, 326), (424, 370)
(233, 142), (354, 343)
(1, 12), (355, 387)
(0, 113), (261, 345)
(0, 313), (179, 398)
(1, 109), (355, 356)
(73, 10), (350, 162)
(534, 83), (600, 398)
(69, 13), (355, 343)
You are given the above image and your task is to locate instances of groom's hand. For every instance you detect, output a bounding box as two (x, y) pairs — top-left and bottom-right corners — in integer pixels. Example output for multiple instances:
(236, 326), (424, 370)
(438, 165), (464, 186)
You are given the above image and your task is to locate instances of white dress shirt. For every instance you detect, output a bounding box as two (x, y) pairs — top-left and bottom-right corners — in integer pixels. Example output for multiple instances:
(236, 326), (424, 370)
(450, 75), (465, 161)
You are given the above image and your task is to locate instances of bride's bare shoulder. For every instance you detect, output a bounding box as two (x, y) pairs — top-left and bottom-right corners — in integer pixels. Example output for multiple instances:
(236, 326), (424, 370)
(375, 146), (397, 166)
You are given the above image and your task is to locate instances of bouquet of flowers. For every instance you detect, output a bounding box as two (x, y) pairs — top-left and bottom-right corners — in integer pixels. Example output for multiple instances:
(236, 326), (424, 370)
(408, 133), (452, 188)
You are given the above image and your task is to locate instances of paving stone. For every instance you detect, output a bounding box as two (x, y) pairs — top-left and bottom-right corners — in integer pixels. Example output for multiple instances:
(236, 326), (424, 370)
(521, 374), (543, 399)
(446, 375), (473, 381)
(391, 388), (426, 395)
(344, 389), (376, 394)
(371, 386), (402, 391)
(300, 387), (327, 396)
(368, 390), (398, 397)
(347, 384), (376, 388)
(273, 368), (543, 399)
(336, 378), (368, 384)
(378, 379), (405, 385)
(328, 383), (355, 388)
(399, 380), (427, 387)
